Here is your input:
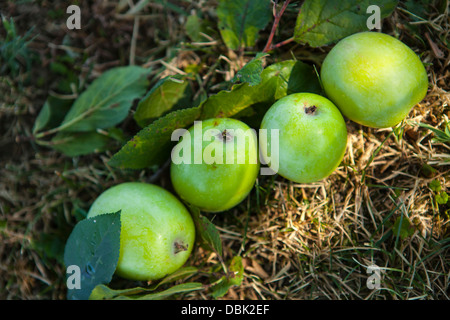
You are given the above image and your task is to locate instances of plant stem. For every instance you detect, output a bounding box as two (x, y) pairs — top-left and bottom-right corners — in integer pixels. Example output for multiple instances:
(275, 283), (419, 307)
(263, 0), (291, 53)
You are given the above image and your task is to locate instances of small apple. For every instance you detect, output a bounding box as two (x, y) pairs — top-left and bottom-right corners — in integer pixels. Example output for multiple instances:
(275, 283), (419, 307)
(87, 182), (195, 281)
(320, 31), (428, 128)
(260, 93), (347, 183)
(170, 118), (259, 212)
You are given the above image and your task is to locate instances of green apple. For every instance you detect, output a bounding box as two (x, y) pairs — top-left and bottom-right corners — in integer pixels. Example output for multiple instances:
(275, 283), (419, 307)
(87, 182), (195, 281)
(260, 92), (347, 183)
(170, 118), (259, 212)
(320, 31), (428, 128)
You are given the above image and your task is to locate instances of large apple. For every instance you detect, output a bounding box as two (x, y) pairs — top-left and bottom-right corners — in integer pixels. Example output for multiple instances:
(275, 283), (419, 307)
(260, 93), (347, 183)
(87, 182), (195, 281)
(170, 118), (259, 212)
(320, 31), (428, 128)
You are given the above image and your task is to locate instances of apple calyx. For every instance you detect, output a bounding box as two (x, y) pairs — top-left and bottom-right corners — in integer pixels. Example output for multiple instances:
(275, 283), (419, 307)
(216, 129), (233, 143)
(173, 240), (189, 254)
(305, 105), (317, 115)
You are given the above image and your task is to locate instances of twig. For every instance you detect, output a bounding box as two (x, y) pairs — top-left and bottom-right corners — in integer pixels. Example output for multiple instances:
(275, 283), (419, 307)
(271, 36), (294, 50)
(129, 16), (140, 65)
(263, 0), (291, 53)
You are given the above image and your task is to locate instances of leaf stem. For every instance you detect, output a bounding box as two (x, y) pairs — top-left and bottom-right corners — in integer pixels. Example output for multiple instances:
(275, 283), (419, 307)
(34, 107), (95, 138)
(263, 0), (291, 53)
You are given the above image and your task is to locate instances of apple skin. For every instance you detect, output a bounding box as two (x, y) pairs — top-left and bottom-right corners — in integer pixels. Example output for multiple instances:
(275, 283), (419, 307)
(260, 93), (347, 183)
(170, 118), (259, 213)
(320, 31), (428, 128)
(87, 182), (195, 281)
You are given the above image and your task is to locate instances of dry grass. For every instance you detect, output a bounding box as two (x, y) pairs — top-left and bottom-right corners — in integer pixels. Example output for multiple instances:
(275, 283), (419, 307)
(1, 0), (449, 300)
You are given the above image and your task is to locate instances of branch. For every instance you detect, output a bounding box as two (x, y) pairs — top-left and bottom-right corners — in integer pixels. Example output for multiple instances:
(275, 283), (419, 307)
(262, 0), (291, 53)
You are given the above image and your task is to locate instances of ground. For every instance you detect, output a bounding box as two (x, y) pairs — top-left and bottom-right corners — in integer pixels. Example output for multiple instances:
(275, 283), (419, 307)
(0, 0), (449, 300)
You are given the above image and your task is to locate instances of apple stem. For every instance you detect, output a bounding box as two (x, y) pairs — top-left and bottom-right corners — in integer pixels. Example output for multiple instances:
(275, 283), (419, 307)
(217, 129), (233, 142)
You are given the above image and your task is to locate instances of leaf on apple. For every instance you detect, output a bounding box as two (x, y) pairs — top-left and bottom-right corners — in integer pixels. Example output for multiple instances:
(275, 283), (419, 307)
(293, 0), (398, 47)
(217, 0), (272, 50)
(64, 211), (121, 300)
(134, 74), (193, 128)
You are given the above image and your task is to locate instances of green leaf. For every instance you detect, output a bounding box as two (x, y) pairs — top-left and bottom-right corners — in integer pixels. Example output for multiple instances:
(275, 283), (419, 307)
(134, 74), (193, 128)
(189, 205), (223, 257)
(217, 0), (272, 50)
(232, 53), (268, 86)
(392, 215), (415, 240)
(429, 179), (442, 192)
(260, 59), (323, 99)
(59, 66), (151, 132)
(403, 0), (431, 20)
(90, 282), (203, 300)
(90, 284), (147, 300)
(89, 266), (199, 300)
(210, 256), (244, 298)
(64, 211), (121, 300)
(33, 95), (74, 134)
(133, 282), (203, 300)
(419, 122), (450, 143)
(148, 266), (198, 290)
(50, 131), (112, 157)
(294, 0), (398, 47)
(108, 106), (202, 169)
(199, 77), (278, 120)
(436, 191), (449, 205)
(185, 15), (213, 42)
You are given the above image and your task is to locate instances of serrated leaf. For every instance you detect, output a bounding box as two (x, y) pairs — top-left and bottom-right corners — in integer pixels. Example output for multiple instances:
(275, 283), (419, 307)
(64, 211), (121, 300)
(210, 256), (244, 298)
(294, 0), (398, 47)
(59, 66), (151, 132)
(134, 74), (192, 128)
(108, 106), (202, 169)
(50, 131), (112, 157)
(217, 0), (272, 50)
(199, 77), (278, 120)
(232, 53), (268, 86)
